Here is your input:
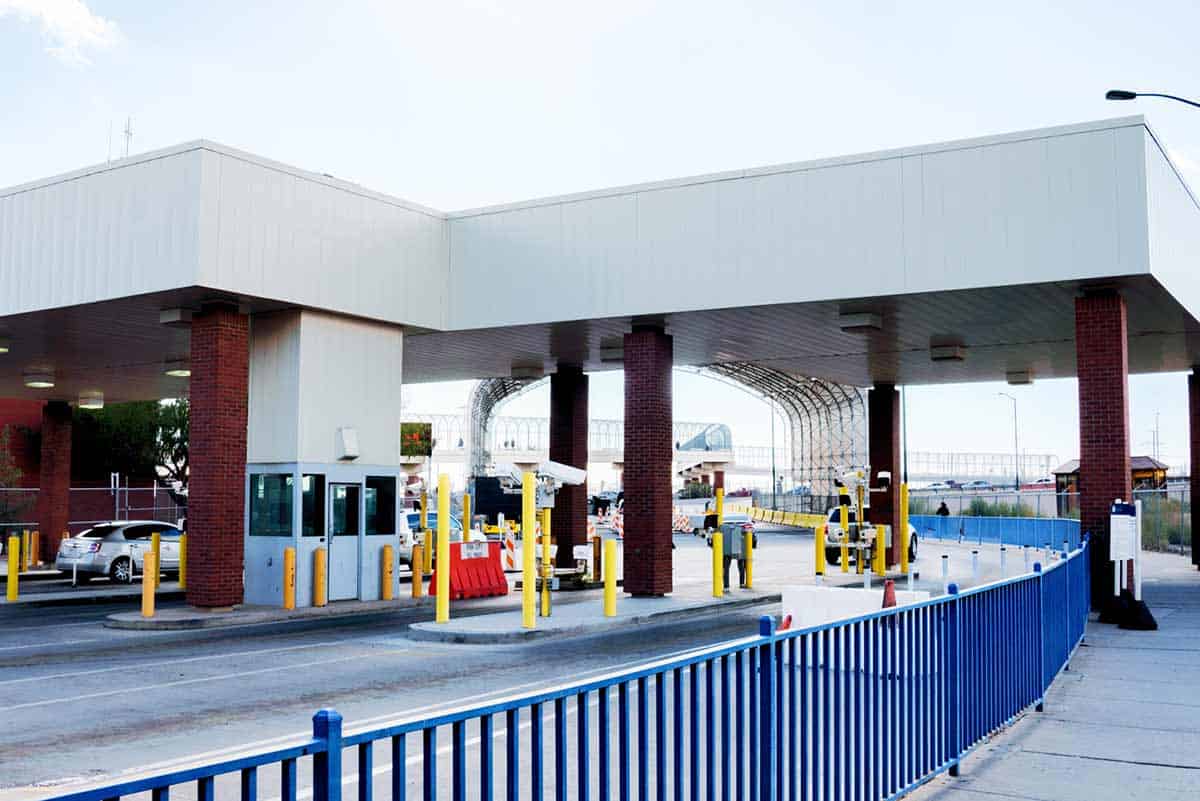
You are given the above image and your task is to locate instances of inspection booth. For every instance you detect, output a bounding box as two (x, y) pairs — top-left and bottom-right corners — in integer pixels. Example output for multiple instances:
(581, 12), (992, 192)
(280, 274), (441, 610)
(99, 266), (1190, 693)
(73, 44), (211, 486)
(241, 309), (406, 607)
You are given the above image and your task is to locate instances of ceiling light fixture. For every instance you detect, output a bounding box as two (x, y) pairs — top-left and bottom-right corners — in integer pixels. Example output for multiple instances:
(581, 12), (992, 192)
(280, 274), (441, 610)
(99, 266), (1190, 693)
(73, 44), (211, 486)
(1005, 369), (1033, 386)
(930, 344), (966, 362)
(0, 338), (10, 354)
(23, 370), (55, 389)
(164, 359), (191, 378)
(78, 390), (104, 409)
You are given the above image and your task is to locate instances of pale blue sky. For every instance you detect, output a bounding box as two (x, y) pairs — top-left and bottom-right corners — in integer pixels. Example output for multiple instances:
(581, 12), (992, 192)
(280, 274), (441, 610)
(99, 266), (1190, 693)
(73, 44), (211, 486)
(2, 1), (1198, 469)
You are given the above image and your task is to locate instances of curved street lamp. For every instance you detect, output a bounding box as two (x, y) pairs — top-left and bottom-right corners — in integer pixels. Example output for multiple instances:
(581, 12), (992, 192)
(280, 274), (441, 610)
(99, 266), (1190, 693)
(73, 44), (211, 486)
(1106, 89), (1200, 110)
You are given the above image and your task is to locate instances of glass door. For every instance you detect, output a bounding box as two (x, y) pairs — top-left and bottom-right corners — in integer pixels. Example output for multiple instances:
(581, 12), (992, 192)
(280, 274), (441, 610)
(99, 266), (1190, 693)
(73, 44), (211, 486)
(327, 483), (361, 601)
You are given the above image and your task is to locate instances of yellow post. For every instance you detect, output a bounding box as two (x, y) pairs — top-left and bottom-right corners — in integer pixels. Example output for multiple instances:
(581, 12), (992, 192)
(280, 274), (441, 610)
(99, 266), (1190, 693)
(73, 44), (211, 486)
(840, 535), (850, 573)
(874, 526), (887, 575)
(592, 536), (602, 583)
(5, 534), (17, 602)
(856, 536), (865, 575)
(150, 531), (161, 589)
(521, 472), (536, 629)
(412, 545), (425, 598)
(715, 488), (725, 527)
(283, 547), (296, 609)
(463, 492), (472, 533)
(815, 524), (826, 576)
(838, 488), (849, 538)
(435, 474), (450, 623)
(313, 548), (327, 607)
(381, 544), (394, 601)
(540, 507), (552, 617)
(743, 530), (754, 589)
(712, 531), (724, 597)
(603, 538), (617, 617)
(30, 531), (40, 567)
(178, 533), (187, 590)
(21, 530), (29, 573)
(140, 550), (156, 618)
(420, 491), (428, 530)
(899, 482), (910, 575)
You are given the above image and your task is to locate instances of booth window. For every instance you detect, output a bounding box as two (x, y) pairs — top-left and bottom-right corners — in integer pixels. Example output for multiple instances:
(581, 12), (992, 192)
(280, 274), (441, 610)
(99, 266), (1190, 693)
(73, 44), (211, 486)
(250, 474), (293, 536)
(302, 474), (325, 537)
(366, 476), (396, 535)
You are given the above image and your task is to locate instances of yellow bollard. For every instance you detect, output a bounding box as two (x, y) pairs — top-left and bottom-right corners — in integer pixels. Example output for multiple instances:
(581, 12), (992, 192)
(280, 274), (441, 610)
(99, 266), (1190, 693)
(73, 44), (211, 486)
(423, 529), (433, 575)
(141, 550), (156, 618)
(815, 524), (827, 576)
(522, 472), (536, 629)
(463, 492), (472, 533)
(30, 531), (40, 567)
(540, 507), (552, 617)
(6, 534), (17, 601)
(178, 533), (187, 590)
(840, 535), (850, 573)
(743, 530), (754, 589)
(603, 538), (617, 617)
(899, 483), (910, 575)
(435, 474), (450, 623)
(21, 530), (30, 573)
(420, 491), (428, 531)
(283, 547), (296, 609)
(712, 531), (724, 598)
(150, 531), (161, 589)
(592, 536), (602, 583)
(715, 488), (725, 527)
(412, 544), (425, 598)
(381, 544), (394, 601)
(856, 537), (865, 575)
(874, 526), (887, 575)
(313, 548), (327, 607)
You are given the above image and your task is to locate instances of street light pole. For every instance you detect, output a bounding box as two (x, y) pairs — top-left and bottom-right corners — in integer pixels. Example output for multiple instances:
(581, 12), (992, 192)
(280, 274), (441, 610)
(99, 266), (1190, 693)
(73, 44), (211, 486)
(1106, 89), (1200, 109)
(998, 392), (1019, 490)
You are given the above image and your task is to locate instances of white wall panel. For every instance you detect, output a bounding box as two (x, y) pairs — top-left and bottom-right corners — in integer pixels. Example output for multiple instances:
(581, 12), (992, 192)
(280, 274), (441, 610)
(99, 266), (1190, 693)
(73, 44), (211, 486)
(1145, 133), (1200, 324)
(447, 120), (1153, 330)
(247, 311), (302, 464)
(0, 149), (204, 316)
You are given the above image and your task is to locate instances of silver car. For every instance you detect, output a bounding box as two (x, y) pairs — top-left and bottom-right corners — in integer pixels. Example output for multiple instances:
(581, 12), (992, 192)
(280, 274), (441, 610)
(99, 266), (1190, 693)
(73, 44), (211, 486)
(55, 521), (182, 584)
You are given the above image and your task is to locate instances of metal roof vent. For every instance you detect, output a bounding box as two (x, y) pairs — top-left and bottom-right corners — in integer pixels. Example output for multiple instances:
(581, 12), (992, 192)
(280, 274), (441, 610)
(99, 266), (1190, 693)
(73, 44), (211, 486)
(1006, 369), (1033, 385)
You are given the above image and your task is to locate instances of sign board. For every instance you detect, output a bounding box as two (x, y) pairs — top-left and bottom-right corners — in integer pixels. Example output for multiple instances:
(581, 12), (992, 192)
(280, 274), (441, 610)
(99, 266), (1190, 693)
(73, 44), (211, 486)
(460, 541), (489, 560)
(573, 545), (592, 561)
(1109, 501), (1138, 561)
(400, 422), (433, 457)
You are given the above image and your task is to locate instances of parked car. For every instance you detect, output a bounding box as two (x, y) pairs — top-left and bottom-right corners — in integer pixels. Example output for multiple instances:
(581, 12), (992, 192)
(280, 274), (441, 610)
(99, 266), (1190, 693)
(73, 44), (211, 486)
(960, 480), (993, 491)
(397, 510), (485, 566)
(55, 521), (182, 584)
(1027, 477), (1055, 488)
(924, 481), (952, 491)
(822, 507), (918, 567)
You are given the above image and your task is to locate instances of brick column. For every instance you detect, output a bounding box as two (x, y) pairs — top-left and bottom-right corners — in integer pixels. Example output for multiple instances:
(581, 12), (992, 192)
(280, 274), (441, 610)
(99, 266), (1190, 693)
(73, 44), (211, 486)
(868, 384), (901, 565)
(623, 325), (673, 596)
(36, 401), (71, 561)
(713, 470), (725, 491)
(1189, 371), (1199, 570)
(188, 304), (249, 608)
(1075, 291), (1132, 600)
(701, 474), (710, 486)
(550, 365), (588, 570)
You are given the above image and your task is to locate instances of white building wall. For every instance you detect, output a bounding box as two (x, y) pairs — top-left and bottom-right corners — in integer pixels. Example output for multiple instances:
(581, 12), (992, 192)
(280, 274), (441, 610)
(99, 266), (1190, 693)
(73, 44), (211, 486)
(1144, 129), (1200, 323)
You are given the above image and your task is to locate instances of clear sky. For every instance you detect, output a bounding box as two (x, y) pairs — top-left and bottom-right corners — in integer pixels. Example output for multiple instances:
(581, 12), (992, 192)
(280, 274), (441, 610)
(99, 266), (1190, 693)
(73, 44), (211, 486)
(2, 1), (1198, 470)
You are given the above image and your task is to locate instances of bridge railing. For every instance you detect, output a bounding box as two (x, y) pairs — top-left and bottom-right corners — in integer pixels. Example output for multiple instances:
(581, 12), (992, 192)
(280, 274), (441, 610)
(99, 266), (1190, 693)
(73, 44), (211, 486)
(46, 542), (1091, 801)
(910, 514), (1082, 550)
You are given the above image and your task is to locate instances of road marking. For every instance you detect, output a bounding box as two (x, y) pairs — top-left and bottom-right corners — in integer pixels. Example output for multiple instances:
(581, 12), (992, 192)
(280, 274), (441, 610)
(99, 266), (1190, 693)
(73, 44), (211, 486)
(0, 638), (101, 652)
(0, 654), (363, 712)
(0, 639), (349, 686)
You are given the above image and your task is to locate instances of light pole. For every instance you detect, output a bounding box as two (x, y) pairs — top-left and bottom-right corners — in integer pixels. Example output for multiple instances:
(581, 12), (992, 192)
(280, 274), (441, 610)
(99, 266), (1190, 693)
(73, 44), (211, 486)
(1107, 89), (1200, 109)
(998, 392), (1019, 490)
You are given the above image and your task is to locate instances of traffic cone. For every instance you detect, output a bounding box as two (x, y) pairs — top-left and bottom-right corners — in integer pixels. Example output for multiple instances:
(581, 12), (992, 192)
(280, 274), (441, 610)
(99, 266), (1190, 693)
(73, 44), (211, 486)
(881, 579), (897, 609)
(779, 613), (793, 632)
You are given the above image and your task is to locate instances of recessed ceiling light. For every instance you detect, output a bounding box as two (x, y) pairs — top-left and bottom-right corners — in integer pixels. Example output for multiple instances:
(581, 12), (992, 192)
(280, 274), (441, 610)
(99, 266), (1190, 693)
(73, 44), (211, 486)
(164, 359), (191, 378)
(0, 338), (10, 354)
(23, 370), (54, 389)
(78, 390), (104, 409)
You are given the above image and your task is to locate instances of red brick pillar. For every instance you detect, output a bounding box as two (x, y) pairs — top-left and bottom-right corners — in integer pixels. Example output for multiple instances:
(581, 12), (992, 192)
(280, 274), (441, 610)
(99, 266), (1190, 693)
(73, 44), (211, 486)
(623, 325), (673, 596)
(36, 401), (71, 561)
(868, 384), (901, 565)
(1075, 291), (1132, 600)
(550, 365), (588, 570)
(701, 474), (710, 486)
(188, 304), (249, 608)
(1188, 371), (1199, 569)
(713, 470), (725, 491)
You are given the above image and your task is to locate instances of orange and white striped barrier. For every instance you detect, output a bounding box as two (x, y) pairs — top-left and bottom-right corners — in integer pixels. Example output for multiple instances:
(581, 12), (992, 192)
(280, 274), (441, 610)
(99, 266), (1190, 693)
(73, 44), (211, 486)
(504, 530), (518, 570)
(613, 513), (624, 538)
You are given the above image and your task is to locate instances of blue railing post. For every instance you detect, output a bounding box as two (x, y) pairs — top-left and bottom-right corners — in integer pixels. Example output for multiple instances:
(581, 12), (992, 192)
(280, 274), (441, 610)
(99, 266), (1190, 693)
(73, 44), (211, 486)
(946, 584), (961, 778)
(313, 709), (344, 801)
(1062, 546), (1072, 670)
(1033, 563), (1045, 712)
(757, 616), (777, 801)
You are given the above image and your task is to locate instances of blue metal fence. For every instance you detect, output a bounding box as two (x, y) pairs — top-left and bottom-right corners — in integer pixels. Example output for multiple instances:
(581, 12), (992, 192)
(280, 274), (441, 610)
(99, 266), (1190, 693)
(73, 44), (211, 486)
(911, 514), (1081, 550)
(47, 542), (1092, 801)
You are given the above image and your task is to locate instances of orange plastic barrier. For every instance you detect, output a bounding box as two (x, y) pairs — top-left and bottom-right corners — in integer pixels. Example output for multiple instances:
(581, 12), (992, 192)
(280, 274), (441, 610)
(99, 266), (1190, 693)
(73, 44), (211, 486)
(430, 541), (510, 600)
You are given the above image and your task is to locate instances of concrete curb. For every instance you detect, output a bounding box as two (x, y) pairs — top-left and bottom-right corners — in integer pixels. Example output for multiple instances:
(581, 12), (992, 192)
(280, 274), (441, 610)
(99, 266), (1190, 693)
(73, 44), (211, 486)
(105, 596), (434, 630)
(7, 589), (187, 606)
(408, 592), (782, 644)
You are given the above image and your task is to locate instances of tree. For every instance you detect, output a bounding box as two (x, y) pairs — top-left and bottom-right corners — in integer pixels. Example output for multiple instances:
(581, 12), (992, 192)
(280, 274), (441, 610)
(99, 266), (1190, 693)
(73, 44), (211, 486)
(72, 402), (161, 482)
(0, 426), (33, 524)
(156, 399), (189, 488)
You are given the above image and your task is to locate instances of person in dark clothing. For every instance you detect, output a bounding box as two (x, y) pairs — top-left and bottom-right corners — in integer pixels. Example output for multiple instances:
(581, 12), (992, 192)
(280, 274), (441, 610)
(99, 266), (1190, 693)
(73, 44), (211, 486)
(936, 501), (950, 516)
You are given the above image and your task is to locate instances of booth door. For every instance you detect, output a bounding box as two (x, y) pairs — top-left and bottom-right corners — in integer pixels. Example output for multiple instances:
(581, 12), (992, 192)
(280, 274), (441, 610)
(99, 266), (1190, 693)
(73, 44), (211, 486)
(328, 483), (361, 601)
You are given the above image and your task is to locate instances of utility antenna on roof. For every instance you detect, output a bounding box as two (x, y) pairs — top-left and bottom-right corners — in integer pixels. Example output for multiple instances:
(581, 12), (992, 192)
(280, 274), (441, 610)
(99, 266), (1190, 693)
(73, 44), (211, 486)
(123, 117), (133, 158)
(106, 121), (113, 163)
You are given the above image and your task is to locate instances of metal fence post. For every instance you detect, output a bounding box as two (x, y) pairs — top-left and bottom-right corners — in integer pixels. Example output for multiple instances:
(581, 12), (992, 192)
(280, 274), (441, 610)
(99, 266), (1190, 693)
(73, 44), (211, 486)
(757, 615), (776, 801)
(946, 584), (961, 777)
(313, 709), (343, 801)
(1033, 563), (1045, 712)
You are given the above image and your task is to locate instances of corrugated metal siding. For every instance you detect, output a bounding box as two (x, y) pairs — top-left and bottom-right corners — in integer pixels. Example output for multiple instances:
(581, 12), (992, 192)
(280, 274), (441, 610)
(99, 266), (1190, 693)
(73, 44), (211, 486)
(0, 150), (204, 316)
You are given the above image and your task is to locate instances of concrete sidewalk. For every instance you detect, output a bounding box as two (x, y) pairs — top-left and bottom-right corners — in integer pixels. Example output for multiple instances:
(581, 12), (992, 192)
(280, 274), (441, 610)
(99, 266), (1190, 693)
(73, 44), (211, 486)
(106, 594), (433, 629)
(908, 550), (1200, 801)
